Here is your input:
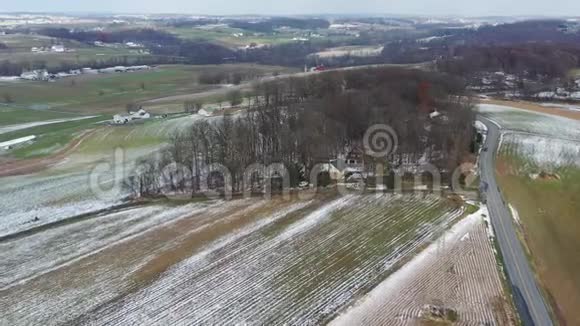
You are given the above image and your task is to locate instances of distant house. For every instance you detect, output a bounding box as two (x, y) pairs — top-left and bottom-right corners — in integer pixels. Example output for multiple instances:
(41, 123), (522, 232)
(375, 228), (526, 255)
(328, 143), (366, 180)
(319, 163), (343, 181)
(113, 109), (151, 124)
(310, 65), (327, 72)
(131, 109), (151, 119)
(429, 110), (442, 119)
(197, 108), (212, 117)
(113, 114), (131, 124)
(343, 144), (365, 172)
(125, 42), (143, 48)
(20, 69), (49, 81)
(429, 110), (448, 121)
(51, 45), (65, 53)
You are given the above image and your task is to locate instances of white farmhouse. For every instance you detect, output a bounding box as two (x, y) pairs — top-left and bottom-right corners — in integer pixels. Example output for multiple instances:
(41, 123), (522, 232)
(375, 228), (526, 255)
(131, 109), (151, 119)
(125, 42), (143, 48)
(197, 108), (211, 117)
(51, 45), (65, 53)
(113, 109), (151, 124)
(113, 114), (131, 124)
(429, 110), (442, 119)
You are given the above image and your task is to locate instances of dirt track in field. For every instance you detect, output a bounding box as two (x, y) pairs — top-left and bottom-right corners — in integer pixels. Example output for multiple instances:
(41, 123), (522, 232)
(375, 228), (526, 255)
(0, 129), (96, 177)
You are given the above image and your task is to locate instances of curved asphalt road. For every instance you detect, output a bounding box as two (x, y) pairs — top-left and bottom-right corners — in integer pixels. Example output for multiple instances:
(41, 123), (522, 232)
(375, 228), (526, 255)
(478, 116), (553, 326)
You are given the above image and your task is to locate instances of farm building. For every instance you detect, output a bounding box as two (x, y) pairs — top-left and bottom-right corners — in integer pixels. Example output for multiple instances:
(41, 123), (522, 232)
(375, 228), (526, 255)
(51, 45), (65, 53)
(113, 109), (151, 124)
(197, 108), (212, 117)
(20, 69), (50, 81)
(0, 135), (36, 150)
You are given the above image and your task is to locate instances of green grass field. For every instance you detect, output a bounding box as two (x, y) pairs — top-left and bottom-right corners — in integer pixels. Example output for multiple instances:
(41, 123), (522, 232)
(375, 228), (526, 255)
(497, 147), (580, 325)
(0, 64), (292, 114)
(0, 106), (76, 126)
(0, 116), (106, 158)
(0, 63), (292, 159)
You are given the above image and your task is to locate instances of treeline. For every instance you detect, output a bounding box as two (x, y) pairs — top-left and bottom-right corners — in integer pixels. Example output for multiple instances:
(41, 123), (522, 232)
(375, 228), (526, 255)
(238, 41), (333, 66)
(127, 67), (475, 198)
(437, 43), (580, 79)
(163, 18), (220, 28)
(34, 27), (181, 46)
(453, 20), (580, 46)
(153, 39), (339, 67)
(197, 69), (273, 85)
(152, 41), (236, 65)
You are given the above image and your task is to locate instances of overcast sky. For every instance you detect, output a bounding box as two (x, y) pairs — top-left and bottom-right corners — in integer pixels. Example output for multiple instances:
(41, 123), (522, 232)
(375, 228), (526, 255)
(1, 0), (578, 17)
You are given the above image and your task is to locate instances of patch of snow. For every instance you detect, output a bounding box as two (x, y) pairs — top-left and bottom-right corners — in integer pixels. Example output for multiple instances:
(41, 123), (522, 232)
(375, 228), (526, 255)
(501, 133), (580, 168)
(274, 195), (356, 242)
(509, 204), (521, 226)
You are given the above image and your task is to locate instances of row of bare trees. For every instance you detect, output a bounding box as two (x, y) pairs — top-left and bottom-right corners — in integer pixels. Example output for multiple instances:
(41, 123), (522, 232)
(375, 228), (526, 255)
(126, 67), (475, 198)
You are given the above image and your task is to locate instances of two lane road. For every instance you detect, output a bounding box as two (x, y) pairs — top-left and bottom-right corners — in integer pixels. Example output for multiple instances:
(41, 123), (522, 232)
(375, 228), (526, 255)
(478, 117), (553, 326)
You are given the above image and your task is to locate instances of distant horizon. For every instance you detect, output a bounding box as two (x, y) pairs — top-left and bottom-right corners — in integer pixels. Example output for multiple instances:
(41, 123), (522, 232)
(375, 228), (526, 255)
(2, 0), (580, 18)
(0, 11), (577, 19)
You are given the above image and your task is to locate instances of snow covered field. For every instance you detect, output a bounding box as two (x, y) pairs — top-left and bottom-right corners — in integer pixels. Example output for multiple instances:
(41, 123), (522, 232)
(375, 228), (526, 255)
(500, 133), (580, 169)
(0, 171), (122, 238)
(330, 208), (512, 325)
(0, 117), (184, 238)
(539, 102), (580, 112)
(478, 104), (580, 141)
(0, 143), (155, 238)
(478, 104), (580, 171)
(313, 45), (384, 58)
(0, 193), (465, 325)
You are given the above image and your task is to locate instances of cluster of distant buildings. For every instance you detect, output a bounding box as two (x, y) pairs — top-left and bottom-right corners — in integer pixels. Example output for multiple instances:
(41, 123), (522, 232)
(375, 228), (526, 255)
(30, 44), (70, 53)
(17, 65), (151, 82)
